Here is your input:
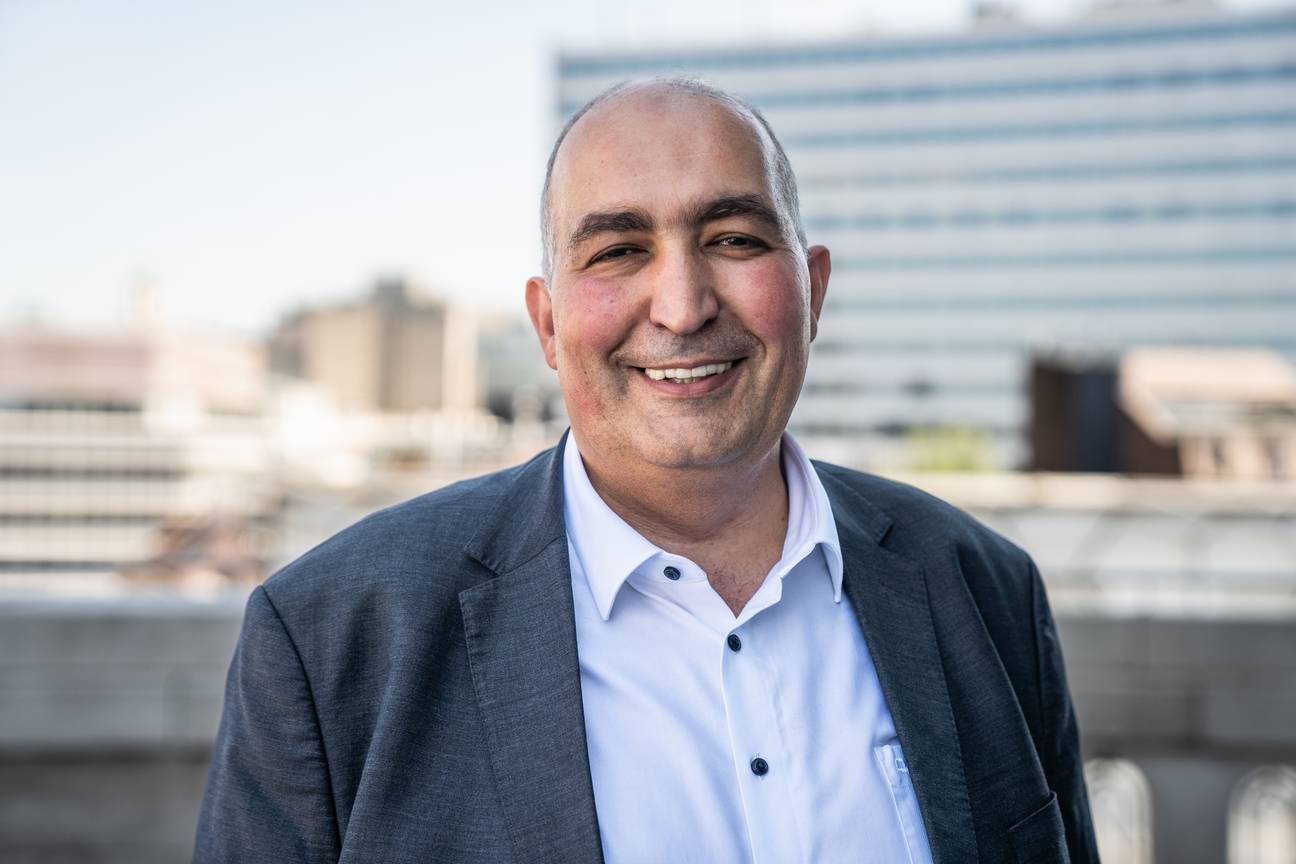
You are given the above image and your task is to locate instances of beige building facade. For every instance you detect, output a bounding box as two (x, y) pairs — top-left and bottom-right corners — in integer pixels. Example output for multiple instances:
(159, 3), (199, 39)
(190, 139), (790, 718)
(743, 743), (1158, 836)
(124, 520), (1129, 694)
(271, 278), (477, 415)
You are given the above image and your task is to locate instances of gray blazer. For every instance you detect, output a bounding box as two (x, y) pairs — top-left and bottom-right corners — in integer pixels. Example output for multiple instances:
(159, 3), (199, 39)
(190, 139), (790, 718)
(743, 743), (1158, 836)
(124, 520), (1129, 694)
(194, 437), (1099, 863)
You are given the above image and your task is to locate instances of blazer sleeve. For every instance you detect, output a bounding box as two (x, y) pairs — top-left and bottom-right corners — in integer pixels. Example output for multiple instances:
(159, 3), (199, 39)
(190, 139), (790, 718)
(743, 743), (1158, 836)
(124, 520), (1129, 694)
(193, 586), (341, 863)
(1030, 559), (1102, 864)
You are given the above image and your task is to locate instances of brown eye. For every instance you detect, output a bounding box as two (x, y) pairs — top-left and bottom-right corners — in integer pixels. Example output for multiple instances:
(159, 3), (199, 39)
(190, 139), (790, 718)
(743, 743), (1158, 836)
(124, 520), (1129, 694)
(592, 246), (639, 264)
(715, 235), (767, 250)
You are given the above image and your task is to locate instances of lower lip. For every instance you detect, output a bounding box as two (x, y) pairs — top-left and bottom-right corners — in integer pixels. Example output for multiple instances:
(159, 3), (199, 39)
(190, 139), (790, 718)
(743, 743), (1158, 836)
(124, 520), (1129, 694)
(638, 363), (740, 397)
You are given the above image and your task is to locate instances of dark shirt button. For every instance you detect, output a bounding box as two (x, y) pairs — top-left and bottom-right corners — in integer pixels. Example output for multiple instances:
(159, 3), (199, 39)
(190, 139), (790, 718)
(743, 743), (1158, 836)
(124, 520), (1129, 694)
(727, 634), (742, 652)
(750, 757), (769, 776)
(663, 566), (681, 581)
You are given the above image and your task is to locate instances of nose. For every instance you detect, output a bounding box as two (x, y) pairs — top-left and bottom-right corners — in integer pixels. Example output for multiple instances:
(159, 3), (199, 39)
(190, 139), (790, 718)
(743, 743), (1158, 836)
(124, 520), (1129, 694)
(647, 245), (719, 335)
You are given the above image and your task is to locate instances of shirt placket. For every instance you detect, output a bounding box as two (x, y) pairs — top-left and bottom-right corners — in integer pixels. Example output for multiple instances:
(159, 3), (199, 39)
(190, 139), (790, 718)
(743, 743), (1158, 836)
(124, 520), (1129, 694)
(632, 554), (807, 864)
(719, 621), (804, 864)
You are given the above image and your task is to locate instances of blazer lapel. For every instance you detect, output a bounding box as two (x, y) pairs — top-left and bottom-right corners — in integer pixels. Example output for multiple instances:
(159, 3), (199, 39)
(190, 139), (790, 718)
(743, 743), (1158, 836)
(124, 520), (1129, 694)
(819, 468), (979, 864)
(458, 436), (604, 864)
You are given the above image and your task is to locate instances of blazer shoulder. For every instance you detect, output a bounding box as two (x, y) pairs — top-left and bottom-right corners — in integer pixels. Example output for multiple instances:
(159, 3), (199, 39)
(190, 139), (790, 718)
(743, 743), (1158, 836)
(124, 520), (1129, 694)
(813, 459), (1034, 582)
(261, 449), (551, 612)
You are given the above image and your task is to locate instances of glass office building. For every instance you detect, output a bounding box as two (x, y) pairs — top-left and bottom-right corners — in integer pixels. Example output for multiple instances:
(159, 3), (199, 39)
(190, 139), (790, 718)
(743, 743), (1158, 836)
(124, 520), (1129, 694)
(556, 5), (1296, 468)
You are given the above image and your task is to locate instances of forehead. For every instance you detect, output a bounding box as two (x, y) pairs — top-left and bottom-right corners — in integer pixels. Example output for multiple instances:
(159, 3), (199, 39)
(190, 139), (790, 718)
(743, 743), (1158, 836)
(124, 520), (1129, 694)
(549, 89), (775, 228)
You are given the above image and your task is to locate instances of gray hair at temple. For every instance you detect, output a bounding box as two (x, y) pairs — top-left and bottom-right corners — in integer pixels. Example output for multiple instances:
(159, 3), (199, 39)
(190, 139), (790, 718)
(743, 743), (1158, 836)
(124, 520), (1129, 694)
(539, 77), (809, 279)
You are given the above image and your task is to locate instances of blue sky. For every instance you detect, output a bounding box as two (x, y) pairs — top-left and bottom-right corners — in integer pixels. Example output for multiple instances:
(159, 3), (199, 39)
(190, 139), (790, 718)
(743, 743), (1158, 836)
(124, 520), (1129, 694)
(0, 0), (1282, 335)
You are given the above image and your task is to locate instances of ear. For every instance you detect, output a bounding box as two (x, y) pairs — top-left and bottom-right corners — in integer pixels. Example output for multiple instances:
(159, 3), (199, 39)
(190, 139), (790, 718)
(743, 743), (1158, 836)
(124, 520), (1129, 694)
(525, 276), (559, 370)
(806, 245), (831, 342)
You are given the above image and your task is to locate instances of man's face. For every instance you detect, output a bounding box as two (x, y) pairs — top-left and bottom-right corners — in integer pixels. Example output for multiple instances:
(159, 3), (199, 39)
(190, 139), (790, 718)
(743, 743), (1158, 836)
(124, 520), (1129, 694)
(527, 88), (830, 476)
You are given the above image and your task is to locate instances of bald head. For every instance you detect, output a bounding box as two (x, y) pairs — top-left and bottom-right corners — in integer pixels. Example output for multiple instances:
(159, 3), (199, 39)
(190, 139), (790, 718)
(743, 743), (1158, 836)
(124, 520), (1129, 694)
(539, 78), (806, 278)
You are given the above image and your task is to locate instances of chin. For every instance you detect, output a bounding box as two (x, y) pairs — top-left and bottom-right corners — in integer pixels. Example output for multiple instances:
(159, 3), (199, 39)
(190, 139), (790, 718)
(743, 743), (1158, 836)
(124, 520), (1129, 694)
(634, 429), (761, 472)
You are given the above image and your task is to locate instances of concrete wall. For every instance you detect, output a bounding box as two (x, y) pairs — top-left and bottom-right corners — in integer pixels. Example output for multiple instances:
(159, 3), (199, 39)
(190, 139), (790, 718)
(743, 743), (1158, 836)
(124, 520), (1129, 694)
(0, 595), (243, 864)
(1062, 614), (1296, 864)
(2, 594), (1294, 863)
(0, 752), (213, 864)
(1064, 615), (1296, 758)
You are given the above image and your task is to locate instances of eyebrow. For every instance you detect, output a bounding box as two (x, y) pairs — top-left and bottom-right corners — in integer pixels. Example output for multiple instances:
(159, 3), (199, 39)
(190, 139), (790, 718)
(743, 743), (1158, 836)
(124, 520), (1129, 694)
(566, 209), (654, 255)
(690, 194), (783, 235)
(565, 194), (784, 257)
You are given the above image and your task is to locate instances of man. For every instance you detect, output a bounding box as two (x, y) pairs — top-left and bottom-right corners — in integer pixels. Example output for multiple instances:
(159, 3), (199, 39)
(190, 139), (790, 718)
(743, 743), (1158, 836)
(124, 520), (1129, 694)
(195, 78), (1099, 863)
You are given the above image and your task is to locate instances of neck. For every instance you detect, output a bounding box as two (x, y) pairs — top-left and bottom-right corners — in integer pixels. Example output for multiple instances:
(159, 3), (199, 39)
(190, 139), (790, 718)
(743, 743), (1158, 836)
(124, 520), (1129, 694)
(573, 432), (789, 614)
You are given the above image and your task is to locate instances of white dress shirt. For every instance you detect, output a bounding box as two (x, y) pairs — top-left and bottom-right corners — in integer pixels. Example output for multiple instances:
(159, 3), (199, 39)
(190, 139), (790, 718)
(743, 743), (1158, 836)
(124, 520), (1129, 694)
(563, 433), (935, 864)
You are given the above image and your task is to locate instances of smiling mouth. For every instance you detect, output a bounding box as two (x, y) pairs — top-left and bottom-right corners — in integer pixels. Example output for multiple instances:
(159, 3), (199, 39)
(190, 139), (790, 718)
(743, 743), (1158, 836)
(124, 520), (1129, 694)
(638, 361), (736, 384)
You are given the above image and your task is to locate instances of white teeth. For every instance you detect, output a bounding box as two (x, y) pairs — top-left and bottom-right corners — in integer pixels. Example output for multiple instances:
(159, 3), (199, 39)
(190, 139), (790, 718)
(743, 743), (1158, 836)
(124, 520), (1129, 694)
(643, 362), (733, 382)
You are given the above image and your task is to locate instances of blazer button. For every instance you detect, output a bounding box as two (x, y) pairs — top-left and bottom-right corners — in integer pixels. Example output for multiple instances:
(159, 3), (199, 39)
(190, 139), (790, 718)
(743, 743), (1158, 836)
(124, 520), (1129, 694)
(750, 757), (769, 776)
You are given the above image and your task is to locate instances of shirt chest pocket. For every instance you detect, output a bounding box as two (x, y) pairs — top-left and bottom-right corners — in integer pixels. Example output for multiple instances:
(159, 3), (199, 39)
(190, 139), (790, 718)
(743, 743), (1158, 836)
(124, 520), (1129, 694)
(874, 741), (936, 864)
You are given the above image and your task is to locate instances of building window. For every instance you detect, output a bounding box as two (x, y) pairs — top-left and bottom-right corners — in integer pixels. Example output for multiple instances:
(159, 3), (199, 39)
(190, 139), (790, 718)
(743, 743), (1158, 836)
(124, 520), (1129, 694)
(1262, 438), (1286, 479)
(1230, 766), (1296, 864)
(1086, 758), (1154, 864)
(1212, 439), (1229, 474)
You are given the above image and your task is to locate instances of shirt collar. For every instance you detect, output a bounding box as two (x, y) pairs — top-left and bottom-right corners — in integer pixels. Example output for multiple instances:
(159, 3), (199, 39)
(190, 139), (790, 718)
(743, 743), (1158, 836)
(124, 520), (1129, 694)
(562, 432), (844, 622)
(562, 436), (660, 620)
(780, 432), (845, 601)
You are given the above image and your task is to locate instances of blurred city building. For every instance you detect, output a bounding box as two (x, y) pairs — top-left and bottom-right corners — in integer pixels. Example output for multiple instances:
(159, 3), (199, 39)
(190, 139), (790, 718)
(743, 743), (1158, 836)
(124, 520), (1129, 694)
(1031, 347), (1296, 478)
(268, 276), (477, 414)
(476, 310), (566, 426)
(0, 279), (566, 594)
(0, 322), (280, 593)
(557, 1), (1296, 470)
(262, 278), (563, 561)
(0, 270), (575, 599)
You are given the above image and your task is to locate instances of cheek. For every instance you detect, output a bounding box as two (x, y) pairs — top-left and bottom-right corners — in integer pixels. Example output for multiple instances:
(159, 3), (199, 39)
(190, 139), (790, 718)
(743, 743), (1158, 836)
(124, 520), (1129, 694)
(554, 276), (637, 367)
(728, 262), (810, 344)
(554, 278), (634, 426)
